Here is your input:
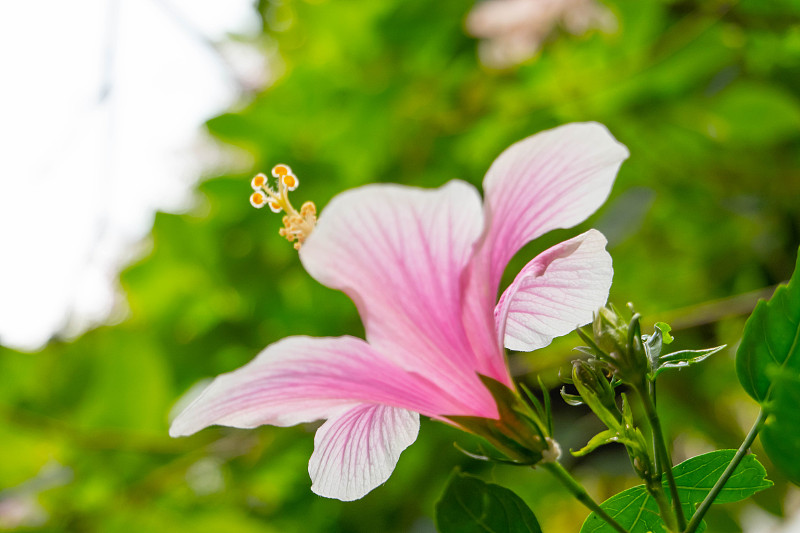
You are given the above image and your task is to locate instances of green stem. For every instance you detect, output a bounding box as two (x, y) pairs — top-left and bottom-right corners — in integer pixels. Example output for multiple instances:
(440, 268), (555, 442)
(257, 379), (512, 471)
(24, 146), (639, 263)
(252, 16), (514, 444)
(543, 462), (628, 533)
(646, 480), (679, 533)
(683, 409), (768, 533)
(635, 385), (686, 530)
(649, 380), (662, 479)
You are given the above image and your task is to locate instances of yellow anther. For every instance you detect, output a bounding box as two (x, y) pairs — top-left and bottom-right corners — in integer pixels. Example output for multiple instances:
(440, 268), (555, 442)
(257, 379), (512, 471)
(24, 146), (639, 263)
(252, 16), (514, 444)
(282, 174), (299, 191)
(272, 164), (292, 178)
(250, 191), (268, 209)
(249, 165), (317, 250)
(251, 173), (267, 190)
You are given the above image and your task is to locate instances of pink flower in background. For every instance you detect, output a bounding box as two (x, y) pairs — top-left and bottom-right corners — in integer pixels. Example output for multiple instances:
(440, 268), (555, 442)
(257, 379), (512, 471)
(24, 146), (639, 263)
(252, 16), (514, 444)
(170, 122), (628, 501)
(466, 0), (617, 68)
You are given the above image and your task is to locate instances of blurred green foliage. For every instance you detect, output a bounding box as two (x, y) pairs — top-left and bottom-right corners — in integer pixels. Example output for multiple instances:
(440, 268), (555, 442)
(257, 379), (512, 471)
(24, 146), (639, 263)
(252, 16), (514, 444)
(2, 0), (800, 531)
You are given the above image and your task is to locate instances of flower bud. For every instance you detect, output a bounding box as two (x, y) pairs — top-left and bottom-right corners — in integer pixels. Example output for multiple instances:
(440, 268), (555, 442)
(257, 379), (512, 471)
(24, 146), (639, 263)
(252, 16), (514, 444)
(593, 305), (627, 356)
(590, 305), (649, 385)
(571, 359), (620, 429)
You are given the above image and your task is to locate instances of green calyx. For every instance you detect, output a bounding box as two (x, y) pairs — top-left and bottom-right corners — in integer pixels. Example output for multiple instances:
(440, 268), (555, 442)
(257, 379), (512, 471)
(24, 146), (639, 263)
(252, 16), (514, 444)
(447, 375), (559, 466)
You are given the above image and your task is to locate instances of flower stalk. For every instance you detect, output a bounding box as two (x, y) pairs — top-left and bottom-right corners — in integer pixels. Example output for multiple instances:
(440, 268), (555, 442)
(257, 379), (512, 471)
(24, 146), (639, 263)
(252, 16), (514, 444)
(633, 381), (685, 530)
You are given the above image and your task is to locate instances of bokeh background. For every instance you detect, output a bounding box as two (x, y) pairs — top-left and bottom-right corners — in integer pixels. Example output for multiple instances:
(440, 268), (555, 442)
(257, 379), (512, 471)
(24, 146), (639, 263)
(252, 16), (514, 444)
(2, 0), (800, 531)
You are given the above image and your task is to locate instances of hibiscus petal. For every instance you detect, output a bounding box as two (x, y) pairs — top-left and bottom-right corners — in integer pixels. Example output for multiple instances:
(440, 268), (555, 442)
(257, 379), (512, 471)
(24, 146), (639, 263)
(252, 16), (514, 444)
(495, 229), (613, 352)
(481, 122), (628, 292)
(300, 181), (498, 418)
(309, 404), (419, 501)
(460, 123), (627, 380)
(169, 336), (476, 437)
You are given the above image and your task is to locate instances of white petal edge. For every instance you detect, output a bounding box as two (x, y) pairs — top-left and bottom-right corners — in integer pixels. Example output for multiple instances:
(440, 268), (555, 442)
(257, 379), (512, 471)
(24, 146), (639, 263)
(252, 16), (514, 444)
(309, 404), (420, 501)
(495, 229), (613, 352)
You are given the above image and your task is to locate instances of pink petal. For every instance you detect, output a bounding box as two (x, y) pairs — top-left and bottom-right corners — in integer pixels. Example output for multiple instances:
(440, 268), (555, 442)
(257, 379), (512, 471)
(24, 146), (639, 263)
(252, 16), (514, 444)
(169, 336), (482, 437)
(495, 229), (613, 351)
(309, 404), (419, 501)
(460, 123), (627, 380)
(300, 181), (498, 418)
(480, 122), (628, 291)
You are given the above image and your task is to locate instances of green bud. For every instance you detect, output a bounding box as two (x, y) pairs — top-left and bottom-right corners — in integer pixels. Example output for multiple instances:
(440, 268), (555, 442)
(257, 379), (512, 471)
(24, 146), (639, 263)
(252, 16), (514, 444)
(590, 305), (649, 385)
(571, 360), (621, 429)
(593, 305), (628, 356)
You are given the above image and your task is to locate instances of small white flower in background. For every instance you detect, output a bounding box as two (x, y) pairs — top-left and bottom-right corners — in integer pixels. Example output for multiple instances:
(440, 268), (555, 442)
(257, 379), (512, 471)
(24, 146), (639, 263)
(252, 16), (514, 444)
(466, 0), (617, 68)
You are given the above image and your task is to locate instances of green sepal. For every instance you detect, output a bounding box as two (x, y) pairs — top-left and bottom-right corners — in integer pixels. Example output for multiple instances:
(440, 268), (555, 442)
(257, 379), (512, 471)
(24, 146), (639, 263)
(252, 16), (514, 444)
(572, 346), (597, 358)
(576, 326), (608, 360)
(452, 442), (531, 466)
(537, 376), (553, 437)
(518, 382), (545, 424)
(560, 387), (584, 406)
(446, 375), (551, 465)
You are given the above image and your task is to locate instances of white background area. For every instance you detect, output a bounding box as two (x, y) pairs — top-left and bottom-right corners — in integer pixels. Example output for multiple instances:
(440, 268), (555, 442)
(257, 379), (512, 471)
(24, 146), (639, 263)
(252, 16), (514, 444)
(0, 0), (261, 350)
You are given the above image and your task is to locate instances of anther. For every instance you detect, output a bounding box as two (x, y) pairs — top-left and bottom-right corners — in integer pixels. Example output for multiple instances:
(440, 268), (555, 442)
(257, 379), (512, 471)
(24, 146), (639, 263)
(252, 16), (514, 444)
(250, 191), (268, 209)
(251, 173), (267, 190)
(272, 164), (292, 178)
(249, 165), (317, 250)
(282, 174), (299, 191)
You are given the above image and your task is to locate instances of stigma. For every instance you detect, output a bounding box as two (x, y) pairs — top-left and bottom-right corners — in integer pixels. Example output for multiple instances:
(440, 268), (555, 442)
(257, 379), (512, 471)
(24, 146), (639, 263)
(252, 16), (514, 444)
(250, 164), (317, 250)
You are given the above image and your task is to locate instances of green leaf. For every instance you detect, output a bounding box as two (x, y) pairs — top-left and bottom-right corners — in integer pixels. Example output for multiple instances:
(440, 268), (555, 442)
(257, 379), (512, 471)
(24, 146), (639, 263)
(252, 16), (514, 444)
(644, 322), (723, 380)
(736, 247), (800, 483)
(580, 450), (772, 533)
(650, 345), (726, 379)
(736, 247), (800, 403)
(571, 429), (639, 458)
(655, 322), (673, 344)
(643, 323), (670, 371)
(761, 368), (800, 484)
(435, 470), (542, 533)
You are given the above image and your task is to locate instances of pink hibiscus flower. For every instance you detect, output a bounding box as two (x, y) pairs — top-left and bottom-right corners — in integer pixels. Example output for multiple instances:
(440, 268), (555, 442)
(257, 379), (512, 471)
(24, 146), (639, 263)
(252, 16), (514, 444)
(170, 122), (629, 501)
